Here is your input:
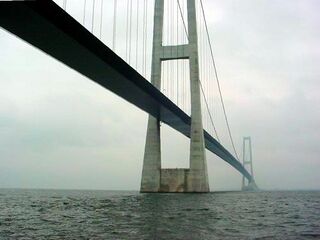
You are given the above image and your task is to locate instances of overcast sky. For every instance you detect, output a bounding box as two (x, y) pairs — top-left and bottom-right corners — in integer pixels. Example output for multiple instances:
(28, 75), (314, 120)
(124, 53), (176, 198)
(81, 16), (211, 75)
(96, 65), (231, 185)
(0, 0), (319, 191)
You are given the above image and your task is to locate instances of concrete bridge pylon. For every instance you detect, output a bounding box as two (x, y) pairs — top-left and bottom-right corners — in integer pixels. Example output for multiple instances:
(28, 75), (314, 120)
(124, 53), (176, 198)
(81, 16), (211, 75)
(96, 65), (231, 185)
(140, 0), (209, 193)
(241, 137), (258, 191)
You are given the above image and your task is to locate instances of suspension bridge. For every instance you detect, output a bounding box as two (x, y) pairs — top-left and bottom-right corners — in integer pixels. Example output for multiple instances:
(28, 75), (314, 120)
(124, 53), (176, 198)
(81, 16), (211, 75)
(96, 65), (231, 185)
(0, 0), (258, 192)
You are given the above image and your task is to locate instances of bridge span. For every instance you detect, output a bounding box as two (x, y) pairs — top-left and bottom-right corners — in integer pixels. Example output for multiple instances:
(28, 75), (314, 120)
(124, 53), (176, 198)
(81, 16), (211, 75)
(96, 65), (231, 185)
(0, 0), (255, 184)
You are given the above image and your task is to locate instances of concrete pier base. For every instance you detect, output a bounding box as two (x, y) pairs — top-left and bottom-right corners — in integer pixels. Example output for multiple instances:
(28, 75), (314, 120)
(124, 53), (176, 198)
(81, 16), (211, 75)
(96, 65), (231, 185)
(160, 169), (188, 192)
(159, 168), (209, 193)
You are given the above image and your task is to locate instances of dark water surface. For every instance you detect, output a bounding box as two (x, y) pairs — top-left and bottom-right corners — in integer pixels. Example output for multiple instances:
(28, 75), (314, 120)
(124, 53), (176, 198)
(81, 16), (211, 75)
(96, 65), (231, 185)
(0, 189), (319, 239)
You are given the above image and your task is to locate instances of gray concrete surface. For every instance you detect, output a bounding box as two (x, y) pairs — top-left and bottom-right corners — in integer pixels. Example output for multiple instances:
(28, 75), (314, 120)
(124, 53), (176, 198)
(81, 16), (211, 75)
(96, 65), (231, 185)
(141, 0), (209, 193)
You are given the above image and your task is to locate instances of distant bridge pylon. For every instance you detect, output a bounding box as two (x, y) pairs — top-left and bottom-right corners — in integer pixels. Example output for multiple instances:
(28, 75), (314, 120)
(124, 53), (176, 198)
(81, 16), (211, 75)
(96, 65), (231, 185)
(242, 137), (258, 191)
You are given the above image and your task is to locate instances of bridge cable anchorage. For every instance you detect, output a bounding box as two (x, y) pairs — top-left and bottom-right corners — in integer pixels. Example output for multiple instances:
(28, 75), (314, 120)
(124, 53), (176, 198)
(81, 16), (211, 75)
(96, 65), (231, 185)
(199, 0), (240, 161)
(176, 0), (220, 142)
(99, 0), (104, 40)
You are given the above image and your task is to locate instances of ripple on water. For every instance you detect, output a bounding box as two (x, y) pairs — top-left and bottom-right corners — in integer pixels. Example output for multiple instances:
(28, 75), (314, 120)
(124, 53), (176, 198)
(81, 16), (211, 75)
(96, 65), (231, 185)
(0, 190), (319, 239)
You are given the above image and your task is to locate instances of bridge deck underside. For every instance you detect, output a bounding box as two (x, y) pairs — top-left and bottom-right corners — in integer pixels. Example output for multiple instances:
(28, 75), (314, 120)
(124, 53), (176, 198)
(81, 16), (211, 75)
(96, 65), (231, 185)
(0, 0), (252, 181)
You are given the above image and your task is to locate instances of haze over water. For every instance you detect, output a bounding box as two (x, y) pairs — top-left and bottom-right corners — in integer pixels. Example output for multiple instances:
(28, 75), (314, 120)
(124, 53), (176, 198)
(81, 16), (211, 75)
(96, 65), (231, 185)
(0, 189), (319, 239)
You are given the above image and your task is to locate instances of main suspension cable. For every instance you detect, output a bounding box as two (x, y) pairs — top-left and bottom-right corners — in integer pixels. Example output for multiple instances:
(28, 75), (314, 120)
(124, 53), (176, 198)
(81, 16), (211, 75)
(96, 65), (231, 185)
(199, 0), (240, 160)
(177, 0), (220, 142)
